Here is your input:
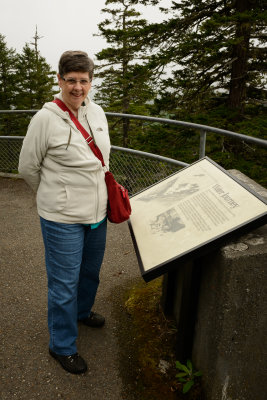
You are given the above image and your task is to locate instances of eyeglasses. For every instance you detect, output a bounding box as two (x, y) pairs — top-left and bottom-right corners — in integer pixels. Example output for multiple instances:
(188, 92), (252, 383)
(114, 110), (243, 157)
(61, 77), (91, 86)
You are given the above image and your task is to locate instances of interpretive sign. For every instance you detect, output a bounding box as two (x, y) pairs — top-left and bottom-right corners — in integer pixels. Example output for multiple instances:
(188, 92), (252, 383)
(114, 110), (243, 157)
(128, 157), (267, 282)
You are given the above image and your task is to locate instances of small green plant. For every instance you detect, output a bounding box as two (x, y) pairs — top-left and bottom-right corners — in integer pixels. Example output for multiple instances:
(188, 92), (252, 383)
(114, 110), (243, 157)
(175, 359), (202, 394)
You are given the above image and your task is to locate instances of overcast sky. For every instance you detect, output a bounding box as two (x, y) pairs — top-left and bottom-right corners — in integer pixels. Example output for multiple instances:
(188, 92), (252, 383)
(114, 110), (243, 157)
(1, 0), (170, 72)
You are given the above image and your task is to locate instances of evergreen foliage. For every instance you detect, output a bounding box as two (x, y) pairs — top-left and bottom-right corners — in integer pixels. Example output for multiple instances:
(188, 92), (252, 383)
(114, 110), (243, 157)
(0, 34), (18, 135)
(94, 0), (156, 147)
(15, 43), (56, 110)
(137, 0), (266, 115)
(96, 0), (266, 185)
(0, 30), (56, 136)
(0, 1), (266, 185)
(0, 35), (17, 110)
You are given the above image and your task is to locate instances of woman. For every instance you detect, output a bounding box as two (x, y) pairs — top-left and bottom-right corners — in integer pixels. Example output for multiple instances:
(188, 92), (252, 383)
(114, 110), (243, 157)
(19, 51), (111, 374)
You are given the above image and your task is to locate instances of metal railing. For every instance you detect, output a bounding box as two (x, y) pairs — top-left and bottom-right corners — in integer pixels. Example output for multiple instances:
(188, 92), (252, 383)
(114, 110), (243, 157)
(0, 136), (183, 195)
(1, 110), (266, 194)
(105, 112), (267, 155)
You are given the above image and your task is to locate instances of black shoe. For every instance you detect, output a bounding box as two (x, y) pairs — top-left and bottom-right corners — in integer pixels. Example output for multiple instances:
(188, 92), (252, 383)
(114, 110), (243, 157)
(79, 311), (105, 328)
(49, 348), (87, 374)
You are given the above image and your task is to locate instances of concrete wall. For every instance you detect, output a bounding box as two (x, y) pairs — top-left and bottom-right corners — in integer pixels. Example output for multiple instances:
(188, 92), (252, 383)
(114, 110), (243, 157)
(192, 171), (267, 400)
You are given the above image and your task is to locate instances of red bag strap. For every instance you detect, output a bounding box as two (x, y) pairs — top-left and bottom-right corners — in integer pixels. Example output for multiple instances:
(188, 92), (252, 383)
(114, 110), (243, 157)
(53, 98), (105, 167)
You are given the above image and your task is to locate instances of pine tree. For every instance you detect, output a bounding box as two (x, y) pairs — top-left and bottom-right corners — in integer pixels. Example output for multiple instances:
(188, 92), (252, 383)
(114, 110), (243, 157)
(137, 0), (266, 117)
(0, 34), (17, 135)
(15, 28), (56, 110)
(0, 34), (17, 109)
(94, 0), (156, 147)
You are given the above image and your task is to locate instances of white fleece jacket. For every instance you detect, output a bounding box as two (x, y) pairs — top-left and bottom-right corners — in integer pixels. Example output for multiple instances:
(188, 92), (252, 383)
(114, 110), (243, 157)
(18, 94), (111, 224)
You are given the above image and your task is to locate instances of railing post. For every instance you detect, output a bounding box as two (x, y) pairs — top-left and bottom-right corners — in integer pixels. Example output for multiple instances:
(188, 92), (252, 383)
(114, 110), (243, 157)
(199, 130), (207, 159)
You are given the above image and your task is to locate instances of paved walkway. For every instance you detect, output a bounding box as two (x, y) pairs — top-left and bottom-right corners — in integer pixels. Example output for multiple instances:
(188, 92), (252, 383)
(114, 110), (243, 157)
(0, 176), (141, 400)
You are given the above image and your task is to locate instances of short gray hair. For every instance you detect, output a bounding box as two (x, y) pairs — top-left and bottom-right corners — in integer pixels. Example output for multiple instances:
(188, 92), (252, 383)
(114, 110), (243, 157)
(58, 51), (94, 81)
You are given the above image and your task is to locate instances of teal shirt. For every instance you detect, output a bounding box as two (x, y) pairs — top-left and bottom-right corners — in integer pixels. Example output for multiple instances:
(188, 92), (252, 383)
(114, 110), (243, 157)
(83, 217), (106, 230)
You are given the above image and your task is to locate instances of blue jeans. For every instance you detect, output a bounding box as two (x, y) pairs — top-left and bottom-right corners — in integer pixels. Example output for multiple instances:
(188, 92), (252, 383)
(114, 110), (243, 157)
(40, 217), (107, 355)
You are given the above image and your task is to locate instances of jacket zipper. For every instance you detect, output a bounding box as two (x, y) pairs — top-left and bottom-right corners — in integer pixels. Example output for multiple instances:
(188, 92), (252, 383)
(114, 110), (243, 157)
(84, 115), (102, 222)
(95, 171), (99, 221)
(73, 111), (103, 222)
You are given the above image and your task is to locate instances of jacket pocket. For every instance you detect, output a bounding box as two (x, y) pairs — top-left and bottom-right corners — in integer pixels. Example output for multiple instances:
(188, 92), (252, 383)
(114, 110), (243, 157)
(37, 184), (67, 212)
(61, 185), (96, 219)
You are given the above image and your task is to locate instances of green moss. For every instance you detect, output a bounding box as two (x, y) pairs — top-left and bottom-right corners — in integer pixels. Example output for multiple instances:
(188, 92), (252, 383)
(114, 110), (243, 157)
(111, 277), (205, 399)
(126, 278), (204, 399)
(124, 278), (179, 399)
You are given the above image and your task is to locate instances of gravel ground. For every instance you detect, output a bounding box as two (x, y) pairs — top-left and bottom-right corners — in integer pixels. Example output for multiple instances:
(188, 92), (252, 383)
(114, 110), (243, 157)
(0, 176), (141, 400)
